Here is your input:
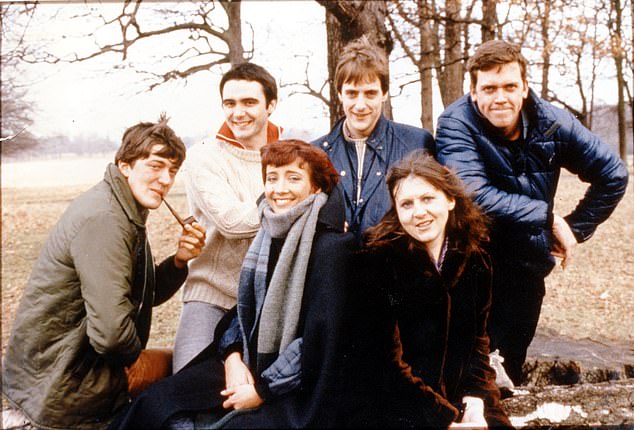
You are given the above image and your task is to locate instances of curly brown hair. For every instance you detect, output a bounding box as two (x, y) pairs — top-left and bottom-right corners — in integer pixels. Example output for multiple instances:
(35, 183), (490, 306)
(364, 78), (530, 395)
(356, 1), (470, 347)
(364, 150), (489, 258)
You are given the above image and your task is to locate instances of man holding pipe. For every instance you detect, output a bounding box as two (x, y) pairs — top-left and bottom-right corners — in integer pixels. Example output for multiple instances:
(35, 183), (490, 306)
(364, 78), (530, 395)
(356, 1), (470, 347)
(2, 114), (206, 430)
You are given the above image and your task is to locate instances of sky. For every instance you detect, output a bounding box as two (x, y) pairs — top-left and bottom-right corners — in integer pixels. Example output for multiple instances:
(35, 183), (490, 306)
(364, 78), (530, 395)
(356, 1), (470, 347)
(5, 1), (622, 145)
(8, 2), (325, 142)
(6, 1), (445, 144)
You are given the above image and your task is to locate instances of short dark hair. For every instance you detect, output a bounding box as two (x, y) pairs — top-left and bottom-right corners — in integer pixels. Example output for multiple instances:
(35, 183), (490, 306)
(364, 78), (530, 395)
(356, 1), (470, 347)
(115, 113), (186, 168)
(260, 140), (339, 194)
(365, 150), (489, 258)
(219, 63), (278, 106)
(467, 40), (528, 88)
(335, 36), (389, 94)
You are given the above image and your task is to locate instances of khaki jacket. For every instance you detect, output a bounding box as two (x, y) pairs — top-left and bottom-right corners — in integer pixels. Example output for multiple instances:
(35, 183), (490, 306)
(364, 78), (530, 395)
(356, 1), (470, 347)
(2, 164), (187, 429)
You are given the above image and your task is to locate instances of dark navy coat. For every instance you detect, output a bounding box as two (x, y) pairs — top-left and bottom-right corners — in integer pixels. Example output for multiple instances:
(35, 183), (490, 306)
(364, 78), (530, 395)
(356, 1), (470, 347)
(313, 115), (435, 238)
(108, 189), (358, 429)
(436, 90), (628, 275)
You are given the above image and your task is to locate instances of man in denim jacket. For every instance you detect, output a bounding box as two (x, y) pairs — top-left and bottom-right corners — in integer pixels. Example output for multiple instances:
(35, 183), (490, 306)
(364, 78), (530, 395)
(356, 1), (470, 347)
(313, 36), (435, 239)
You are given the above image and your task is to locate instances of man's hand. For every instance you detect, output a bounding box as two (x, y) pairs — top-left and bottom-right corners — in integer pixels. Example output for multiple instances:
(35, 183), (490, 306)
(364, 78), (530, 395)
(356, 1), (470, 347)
(449, 396), (487, 429)
(224, 352), (255, 389)
(221, 384), (263, 410)
(174, 222), (206, 268)
(551, 214), (577, 270)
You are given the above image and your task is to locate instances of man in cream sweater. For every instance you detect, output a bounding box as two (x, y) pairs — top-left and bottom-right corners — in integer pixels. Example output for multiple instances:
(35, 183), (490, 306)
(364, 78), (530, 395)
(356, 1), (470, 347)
(173, 63), (283, 372)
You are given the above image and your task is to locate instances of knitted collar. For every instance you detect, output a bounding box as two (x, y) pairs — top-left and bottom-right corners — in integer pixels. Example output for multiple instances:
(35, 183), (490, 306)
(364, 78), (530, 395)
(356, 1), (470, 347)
(342, 120), (368, 145)
(216, 121), (283, 149)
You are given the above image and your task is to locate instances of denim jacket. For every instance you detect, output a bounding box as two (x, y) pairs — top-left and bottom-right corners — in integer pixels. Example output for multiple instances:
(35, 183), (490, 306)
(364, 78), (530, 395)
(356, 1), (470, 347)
(312, 115), (435, 238)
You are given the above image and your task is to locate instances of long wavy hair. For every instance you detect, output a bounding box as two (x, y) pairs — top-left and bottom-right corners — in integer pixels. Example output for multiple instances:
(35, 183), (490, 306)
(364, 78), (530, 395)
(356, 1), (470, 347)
(364, 150), (489, 260)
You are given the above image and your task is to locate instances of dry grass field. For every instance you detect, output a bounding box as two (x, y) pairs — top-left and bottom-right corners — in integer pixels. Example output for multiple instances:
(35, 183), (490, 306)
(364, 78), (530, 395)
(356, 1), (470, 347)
(2, 166), (633, 359)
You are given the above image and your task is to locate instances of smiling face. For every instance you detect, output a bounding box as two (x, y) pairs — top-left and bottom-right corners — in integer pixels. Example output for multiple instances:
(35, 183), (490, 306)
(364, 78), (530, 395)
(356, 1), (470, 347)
(222, 79), (276, 150)
(394, 175), (455, 261)
(118, 144), (179, 209)
(264, 159), (320, 213)
(470, 61), (529, 140)
(338, 77), (388, 139)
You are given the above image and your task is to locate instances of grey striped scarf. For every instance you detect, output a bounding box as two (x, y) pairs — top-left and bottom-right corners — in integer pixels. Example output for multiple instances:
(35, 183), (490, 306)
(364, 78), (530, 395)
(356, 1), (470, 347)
(238, 192), (327, 371)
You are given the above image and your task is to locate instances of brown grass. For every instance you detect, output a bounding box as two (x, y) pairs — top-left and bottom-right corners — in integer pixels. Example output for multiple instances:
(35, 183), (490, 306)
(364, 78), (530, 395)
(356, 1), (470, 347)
(2, 169), (633, 358)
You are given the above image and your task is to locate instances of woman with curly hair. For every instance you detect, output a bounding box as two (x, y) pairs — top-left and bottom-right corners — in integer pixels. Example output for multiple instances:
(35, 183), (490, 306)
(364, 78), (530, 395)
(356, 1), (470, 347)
(345, 150), (512, 428)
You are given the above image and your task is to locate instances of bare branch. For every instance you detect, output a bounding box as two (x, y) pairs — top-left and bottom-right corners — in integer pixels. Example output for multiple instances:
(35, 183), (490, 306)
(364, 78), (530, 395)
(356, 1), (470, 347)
(279, 54), (330, 106)
(26, 1), (246, 90)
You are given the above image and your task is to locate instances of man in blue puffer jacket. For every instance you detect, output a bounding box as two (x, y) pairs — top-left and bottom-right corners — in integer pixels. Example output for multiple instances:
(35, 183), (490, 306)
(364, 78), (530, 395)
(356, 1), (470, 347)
(313, 36), (435, 239)
(436, 40), (629, 386)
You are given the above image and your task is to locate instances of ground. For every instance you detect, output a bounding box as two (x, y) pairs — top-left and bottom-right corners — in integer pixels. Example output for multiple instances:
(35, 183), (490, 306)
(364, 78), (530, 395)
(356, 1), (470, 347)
(1, 163), (633, 426)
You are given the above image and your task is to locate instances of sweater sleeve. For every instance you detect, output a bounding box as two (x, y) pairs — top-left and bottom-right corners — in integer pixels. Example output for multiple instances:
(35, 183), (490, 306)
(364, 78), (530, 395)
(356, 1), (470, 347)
(70, 212), (141, 367)
(153, 255), (188, 306)
(183, 144), (260, 239)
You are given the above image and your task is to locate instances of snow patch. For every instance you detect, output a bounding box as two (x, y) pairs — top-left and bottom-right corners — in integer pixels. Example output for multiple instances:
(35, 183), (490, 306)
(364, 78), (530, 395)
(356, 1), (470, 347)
(511, 402), (588, 427)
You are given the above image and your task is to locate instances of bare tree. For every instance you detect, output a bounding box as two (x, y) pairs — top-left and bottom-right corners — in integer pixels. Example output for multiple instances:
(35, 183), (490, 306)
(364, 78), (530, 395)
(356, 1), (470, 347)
(387, 0), (435, 129)
(631, 0), (634, 152)
(442, 0), (464, 106)
(279, 54), (330, 115)
(388, 0), (501, 130)
(481, 0), (497, 42)
(1, 3), (39, 157)
(317, 0), (393, 126)
(609, 0), (628, 161)
(538, 0), (553, 100)
(29, 1), (250, 91)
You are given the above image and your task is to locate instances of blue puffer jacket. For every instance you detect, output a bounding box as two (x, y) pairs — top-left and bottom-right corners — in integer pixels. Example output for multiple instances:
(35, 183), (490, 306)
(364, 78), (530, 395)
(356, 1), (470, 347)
(436, 90), (628, 275)
(313, 115), (435, 237)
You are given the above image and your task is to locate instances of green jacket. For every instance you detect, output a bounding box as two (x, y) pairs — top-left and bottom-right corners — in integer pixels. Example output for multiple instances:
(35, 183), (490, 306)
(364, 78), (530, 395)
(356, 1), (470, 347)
(2, 163), (187, 430)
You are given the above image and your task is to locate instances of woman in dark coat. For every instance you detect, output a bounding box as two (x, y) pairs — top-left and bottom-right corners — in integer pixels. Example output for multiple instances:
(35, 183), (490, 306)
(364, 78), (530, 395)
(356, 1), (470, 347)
(345, 150), (512, 429)
(109, 140), (356, 429)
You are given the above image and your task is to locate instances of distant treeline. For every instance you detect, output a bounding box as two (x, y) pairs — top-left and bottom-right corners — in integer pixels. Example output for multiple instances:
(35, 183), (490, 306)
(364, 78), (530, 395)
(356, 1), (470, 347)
(1, 105), (631, 161)
(1, 134), (197, 161)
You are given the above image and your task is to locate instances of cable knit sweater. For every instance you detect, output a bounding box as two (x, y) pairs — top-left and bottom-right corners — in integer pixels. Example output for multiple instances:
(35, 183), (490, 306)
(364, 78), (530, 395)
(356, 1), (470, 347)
(181, 130), (274, 309)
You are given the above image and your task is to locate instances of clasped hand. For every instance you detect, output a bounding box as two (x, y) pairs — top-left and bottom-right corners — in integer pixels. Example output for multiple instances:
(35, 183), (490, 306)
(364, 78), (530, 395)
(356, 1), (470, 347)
(221, 352), (263, 410)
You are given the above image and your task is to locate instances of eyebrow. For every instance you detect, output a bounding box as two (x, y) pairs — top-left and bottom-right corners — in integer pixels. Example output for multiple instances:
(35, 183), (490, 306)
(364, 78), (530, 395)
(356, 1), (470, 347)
(223, 97), (259, 103)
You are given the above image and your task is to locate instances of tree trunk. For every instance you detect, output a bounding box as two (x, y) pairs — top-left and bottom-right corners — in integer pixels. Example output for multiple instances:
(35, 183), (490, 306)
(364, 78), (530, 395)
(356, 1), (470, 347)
(631, 0), (634, 159)
(611, 0), (627, 161)
(442, 0), (463, 107)
(540, 0), (552, 100)
(481, 0), (497, 42)
(418, 0), (434, 130)
(221, 0), (245, 66)
(318, 0), (393, 127)
(325, 11), (346, 125)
